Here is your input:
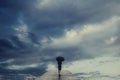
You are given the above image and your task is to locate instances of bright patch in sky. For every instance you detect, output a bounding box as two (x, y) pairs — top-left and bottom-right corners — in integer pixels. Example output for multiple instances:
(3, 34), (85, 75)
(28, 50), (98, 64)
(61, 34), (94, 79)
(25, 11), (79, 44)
(7, 63), (39, 70)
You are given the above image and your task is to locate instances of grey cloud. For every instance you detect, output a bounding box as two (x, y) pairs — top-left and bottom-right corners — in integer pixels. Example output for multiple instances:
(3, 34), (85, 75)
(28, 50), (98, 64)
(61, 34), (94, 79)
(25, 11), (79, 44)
(0, 0), (120, 38)
(0, 38), (15, 50)
(20, 0), (120, 38)
(0, 0), (120, 76)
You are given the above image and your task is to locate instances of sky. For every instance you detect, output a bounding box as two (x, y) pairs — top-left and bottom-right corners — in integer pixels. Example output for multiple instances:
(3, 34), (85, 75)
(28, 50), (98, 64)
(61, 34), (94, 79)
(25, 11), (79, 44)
(0, 0), (120, 79)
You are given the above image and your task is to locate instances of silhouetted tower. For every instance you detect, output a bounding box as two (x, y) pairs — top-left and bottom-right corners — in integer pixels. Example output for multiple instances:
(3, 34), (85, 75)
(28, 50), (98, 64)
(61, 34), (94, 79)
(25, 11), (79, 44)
(56, 56), (65, 76)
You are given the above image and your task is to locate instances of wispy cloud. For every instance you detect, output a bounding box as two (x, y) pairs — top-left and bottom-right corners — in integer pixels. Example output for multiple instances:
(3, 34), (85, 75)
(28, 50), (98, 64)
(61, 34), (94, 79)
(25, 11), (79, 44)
(6, 63), (39, 70)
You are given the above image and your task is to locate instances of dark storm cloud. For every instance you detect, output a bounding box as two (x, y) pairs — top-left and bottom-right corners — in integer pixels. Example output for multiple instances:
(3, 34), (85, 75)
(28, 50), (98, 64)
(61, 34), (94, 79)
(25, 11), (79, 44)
(0, 0), (120, 37)
(0, 38), (19, 60)
(0, 38), (15, 49)
(0, 0), (120, 76)
(0, 0), (37, 37)
(17, 0), (120, 39)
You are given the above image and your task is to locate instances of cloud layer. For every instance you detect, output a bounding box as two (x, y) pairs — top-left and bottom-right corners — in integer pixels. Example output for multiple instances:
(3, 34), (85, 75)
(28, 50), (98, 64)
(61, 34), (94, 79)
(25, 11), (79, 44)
(0, 0), (120, 78)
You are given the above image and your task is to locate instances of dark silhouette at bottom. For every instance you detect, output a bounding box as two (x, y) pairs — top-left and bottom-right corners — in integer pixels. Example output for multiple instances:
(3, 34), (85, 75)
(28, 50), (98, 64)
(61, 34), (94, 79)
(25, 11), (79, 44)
(56, 56), (64, 80)
(58, 74), (61, 80)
